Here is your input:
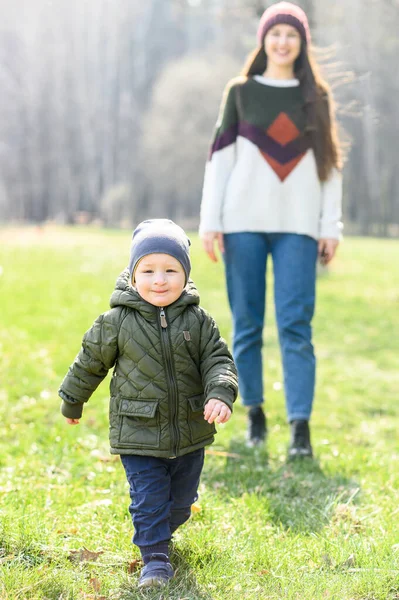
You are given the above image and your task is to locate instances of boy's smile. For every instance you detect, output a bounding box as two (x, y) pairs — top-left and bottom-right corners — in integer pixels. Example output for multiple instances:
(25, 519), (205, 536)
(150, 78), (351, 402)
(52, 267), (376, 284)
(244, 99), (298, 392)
(134, 253), (186, 307)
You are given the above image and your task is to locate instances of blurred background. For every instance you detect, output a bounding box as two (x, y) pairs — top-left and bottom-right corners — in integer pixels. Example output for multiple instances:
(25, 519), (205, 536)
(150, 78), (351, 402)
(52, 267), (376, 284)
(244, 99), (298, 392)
(0, 0), (398, 236)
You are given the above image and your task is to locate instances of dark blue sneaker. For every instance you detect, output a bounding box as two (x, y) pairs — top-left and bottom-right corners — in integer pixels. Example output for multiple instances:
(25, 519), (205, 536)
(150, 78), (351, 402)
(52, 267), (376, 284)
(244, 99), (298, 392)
(138, 558), (174, 588)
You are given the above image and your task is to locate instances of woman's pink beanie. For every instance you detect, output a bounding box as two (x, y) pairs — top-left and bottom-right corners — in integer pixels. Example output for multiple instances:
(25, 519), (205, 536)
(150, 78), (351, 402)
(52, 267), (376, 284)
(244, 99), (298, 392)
(257, 2), (311, 46)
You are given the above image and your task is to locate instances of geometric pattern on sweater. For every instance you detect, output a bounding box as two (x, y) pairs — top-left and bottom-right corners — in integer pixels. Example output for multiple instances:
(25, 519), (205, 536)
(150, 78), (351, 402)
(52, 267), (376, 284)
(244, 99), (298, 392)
(260, 112), (307, 181)
(201, 76), (343, 240)
(209, 117), (309, 180)
(238, 114), (309, 182)
(208, 78), (309, 181)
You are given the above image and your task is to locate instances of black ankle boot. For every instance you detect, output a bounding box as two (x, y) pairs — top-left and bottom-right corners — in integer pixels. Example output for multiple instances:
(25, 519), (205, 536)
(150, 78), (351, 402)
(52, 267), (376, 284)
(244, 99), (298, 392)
(247, 406), (267, 447)
(288, 420), (313, 459)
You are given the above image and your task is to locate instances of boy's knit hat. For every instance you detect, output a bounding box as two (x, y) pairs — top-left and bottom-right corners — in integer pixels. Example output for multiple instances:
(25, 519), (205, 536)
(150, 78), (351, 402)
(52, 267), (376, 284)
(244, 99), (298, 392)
(128, 219), (191, 284)
(257, 2), (311, 46)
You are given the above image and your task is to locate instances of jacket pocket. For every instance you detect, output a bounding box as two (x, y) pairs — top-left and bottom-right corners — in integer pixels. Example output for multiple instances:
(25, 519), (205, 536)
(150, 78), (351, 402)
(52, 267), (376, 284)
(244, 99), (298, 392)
(187, 394), (216, 443)
(117, 398), (160, 448)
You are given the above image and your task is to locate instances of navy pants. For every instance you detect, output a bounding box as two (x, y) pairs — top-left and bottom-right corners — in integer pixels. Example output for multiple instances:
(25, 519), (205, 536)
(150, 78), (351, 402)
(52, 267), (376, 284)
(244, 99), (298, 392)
(120, 448), (204, 550)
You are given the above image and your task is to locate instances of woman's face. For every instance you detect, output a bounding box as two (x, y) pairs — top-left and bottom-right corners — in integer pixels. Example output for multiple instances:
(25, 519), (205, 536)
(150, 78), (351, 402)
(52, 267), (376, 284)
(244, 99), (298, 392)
(264, 24), (301, 70)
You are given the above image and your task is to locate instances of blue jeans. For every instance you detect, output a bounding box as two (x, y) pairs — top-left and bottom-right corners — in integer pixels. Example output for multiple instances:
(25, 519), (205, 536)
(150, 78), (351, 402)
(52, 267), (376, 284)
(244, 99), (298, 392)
(223, 232), (318, 422)
(120, 448), (204, 549)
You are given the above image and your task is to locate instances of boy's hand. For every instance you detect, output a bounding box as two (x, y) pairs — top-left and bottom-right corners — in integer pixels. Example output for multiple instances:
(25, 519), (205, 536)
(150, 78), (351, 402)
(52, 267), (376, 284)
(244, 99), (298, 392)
(66, 418), (80, 425)
(204, 399), (231, 424)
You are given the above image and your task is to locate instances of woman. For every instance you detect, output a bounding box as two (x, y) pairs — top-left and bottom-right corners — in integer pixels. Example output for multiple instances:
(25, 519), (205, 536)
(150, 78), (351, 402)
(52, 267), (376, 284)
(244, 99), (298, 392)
(199, 2), (343, 458)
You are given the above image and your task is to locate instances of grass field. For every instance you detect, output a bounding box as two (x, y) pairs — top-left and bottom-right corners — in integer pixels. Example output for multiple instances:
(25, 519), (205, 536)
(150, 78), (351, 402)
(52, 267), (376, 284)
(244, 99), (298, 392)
(0, 226), (398, 600)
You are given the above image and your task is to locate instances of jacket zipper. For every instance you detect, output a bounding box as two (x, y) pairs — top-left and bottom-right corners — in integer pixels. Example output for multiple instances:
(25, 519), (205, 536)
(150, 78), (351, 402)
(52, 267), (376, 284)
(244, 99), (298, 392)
(159, 307), (180, 457)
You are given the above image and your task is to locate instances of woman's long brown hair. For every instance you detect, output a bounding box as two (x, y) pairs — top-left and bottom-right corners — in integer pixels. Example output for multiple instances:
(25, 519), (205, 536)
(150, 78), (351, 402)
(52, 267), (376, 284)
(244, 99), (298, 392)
(242, 44), (342, 181)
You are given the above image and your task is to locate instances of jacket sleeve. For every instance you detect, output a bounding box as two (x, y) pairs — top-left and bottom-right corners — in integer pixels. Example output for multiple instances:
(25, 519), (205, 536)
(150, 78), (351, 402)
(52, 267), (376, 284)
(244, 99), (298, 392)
(199, 80), (239, 234)
(198, 309), (238, 411)
(58, 309), (122, 419)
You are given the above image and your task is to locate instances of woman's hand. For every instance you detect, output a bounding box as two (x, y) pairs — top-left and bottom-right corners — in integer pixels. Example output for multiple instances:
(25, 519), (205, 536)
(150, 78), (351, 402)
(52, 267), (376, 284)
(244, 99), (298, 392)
(200, 232), (224, 263)
(204, 399), (232, 424)
(318, 238), (339, 265)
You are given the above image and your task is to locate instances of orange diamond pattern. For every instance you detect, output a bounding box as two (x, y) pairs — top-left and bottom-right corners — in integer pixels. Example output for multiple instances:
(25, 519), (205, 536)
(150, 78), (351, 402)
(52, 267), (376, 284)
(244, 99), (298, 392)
(260, 151), (306, 182)
(266, 113), (300, 146)
(259, 111), (306, 181)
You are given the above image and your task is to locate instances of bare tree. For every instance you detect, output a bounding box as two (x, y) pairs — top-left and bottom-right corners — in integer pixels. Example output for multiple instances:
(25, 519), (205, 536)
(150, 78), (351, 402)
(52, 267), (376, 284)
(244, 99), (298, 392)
(0, 0), (398, 234)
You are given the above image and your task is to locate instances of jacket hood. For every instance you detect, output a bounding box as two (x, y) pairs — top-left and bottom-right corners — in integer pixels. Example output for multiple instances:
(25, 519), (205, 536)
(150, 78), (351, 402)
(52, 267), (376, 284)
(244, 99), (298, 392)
(110, 268), (200, 321)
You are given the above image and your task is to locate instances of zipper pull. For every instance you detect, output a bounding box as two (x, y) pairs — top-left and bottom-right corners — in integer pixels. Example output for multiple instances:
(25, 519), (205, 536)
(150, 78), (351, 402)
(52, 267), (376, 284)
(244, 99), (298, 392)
(183, 331), (191, 341)
(160, 308), (167, 328)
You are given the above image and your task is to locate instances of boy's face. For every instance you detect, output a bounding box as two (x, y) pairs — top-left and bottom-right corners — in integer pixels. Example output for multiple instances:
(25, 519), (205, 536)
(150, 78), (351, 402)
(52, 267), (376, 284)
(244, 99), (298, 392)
(134, 253), (186, 307)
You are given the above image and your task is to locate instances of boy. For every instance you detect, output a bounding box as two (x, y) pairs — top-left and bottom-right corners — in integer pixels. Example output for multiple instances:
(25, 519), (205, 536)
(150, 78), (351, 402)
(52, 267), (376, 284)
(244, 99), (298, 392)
(59, 219), (238, 588)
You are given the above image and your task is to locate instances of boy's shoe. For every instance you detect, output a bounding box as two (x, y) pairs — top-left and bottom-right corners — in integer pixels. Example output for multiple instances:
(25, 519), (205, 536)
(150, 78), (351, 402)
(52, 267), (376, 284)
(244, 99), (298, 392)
(288, 420), (313, 459)
(247, 406), (267, 447)
(138, 557), (174, 588)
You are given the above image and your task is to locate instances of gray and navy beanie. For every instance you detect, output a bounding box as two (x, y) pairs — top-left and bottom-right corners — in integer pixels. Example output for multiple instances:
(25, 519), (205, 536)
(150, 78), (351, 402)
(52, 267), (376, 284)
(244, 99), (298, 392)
(128, 219), (191, 284)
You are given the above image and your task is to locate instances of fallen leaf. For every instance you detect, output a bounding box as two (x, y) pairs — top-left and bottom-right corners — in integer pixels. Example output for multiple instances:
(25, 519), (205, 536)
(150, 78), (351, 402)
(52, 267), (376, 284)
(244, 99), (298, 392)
(128, 559), (141, 573)
(0, 554), (15, 564)
(89, 577), (101, 592)
(68, 547), (104, 563)
(191, 503), (201, 513)
(340, 553), (356, 569)
(257, 569), (269, 576)
(57, 527), (78, 536)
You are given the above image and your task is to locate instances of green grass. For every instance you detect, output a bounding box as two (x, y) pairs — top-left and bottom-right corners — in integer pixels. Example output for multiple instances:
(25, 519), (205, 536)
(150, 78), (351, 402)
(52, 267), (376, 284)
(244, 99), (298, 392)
(0, 226), (398, 599)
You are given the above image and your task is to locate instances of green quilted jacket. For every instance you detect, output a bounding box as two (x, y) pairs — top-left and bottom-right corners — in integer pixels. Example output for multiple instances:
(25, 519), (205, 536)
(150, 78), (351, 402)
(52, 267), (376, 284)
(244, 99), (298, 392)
(59, 270), (238, 457)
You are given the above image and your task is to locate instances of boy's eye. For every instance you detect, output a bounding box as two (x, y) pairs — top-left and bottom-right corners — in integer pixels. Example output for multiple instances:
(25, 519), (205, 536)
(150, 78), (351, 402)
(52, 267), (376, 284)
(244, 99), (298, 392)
(143, 269), (153, 274)
(166, 269), (177, 273)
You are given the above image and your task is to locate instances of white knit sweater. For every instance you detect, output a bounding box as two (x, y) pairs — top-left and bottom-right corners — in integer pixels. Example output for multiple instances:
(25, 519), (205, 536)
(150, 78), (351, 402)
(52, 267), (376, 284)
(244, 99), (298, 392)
(199, 76), (343, 240)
